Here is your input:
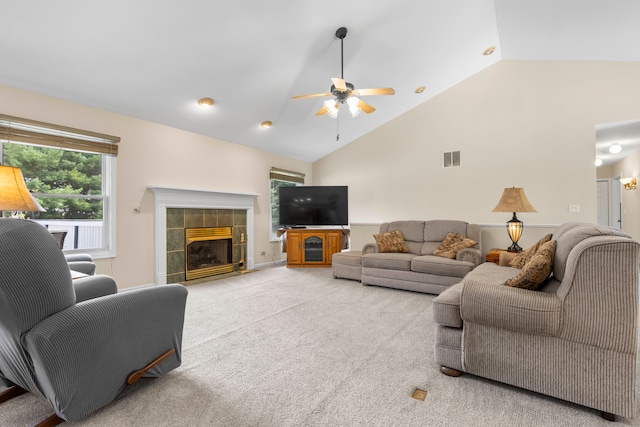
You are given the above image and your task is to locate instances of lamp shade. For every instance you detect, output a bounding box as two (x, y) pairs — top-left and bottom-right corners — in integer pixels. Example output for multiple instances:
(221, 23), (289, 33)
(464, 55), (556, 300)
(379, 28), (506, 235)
(0, 165), (45, 212)
(492, 187), (537, 213)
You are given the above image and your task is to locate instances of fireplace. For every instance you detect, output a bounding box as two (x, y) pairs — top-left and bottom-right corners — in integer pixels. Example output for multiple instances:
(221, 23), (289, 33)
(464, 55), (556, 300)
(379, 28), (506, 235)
(149, 186), (258, 285)
(185, 227), (233, 280)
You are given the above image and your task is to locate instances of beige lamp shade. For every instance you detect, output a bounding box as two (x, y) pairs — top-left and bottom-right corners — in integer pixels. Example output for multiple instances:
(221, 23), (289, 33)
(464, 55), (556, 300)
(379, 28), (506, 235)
(492, 187), (537, 213)
(0, 165), (45, 212)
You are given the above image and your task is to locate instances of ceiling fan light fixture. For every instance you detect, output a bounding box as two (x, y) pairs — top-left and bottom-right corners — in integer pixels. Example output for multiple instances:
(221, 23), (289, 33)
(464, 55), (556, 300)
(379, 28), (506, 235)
(323, 99), (339, 118)
(198, 97), (214, 108)
(414, 86), (426, 94)
(346, 97), (361, 117)
(260, 121), (272, 128)
(609, 144), (622, 154)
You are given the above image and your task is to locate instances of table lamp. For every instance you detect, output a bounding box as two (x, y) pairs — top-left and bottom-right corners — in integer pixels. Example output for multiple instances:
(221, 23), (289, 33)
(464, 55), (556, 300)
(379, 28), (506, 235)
(492, 187), (537, 252)
(0, 165), (45, 215)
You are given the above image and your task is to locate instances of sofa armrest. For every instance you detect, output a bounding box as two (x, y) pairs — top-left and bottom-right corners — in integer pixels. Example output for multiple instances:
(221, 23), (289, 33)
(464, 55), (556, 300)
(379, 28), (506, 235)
(456, 248), (482, 266)
(73, 274), (117, 302)
(362, 243), (379, 254)
(460, 276), (562, 336)
(498, 251), (518, 266)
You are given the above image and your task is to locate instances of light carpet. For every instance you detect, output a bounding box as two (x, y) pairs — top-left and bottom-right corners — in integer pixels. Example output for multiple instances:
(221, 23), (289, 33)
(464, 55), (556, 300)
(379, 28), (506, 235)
(1, 266), (636, 426)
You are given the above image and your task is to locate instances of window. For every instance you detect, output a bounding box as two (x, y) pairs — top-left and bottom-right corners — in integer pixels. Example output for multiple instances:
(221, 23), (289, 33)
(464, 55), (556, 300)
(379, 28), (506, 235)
(0, 114), (119, 257)
(269, 167), (305, 240)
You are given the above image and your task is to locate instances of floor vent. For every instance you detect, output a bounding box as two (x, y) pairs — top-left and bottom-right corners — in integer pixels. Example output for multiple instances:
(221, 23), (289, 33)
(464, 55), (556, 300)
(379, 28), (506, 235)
(443, 151), (461, 168)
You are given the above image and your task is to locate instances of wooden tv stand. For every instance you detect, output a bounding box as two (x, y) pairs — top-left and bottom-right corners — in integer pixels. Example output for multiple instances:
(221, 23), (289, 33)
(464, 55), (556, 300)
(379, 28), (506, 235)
(285, 228), (345, 268)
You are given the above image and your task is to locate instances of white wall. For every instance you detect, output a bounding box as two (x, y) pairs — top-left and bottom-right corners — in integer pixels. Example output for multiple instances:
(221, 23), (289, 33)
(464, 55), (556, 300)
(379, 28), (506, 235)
(314, 60), (640, 251)
(0, 84), (311, 287)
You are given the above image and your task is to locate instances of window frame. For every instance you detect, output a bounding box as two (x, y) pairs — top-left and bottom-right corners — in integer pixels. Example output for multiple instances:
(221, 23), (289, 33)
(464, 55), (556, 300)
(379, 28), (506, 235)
(0, 115), (118, 258)
(269, 167), (305, 241)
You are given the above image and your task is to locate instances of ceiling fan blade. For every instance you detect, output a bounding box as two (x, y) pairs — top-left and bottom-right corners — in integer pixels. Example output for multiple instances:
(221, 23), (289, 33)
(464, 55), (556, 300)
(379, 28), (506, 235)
(291, 92), (332, 100)
(353, 87), (395, 96)
(357, 99), (376, 114)
(315, 105), (329, 116)
(331, 77), (347, 92)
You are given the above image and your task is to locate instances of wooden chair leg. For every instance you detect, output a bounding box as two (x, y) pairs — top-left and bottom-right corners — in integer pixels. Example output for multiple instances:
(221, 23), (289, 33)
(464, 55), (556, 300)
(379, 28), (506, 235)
(440, 366), (464, 377)
(0, 385), (27, 403)
(600, 411), (616, 422)
(127, 348), (175, 385)
(35, 414), (64, 427)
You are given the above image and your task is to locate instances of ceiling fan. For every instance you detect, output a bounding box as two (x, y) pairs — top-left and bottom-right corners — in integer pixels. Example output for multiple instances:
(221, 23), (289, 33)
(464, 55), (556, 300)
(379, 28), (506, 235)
(291, 27), (395, 118)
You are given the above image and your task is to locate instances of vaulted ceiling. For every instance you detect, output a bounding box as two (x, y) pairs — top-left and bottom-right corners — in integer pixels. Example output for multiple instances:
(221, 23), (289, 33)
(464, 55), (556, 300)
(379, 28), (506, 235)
(1, 1), (639, 162)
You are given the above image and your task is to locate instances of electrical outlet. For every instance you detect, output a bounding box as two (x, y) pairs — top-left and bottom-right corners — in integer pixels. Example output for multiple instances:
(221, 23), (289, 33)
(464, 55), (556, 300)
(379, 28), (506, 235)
(568, 204), (580, 213)
(260, 251), (266, 256)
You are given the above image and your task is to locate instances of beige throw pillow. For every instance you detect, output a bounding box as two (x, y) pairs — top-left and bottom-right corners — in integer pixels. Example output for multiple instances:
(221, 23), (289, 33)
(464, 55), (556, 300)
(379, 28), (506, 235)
(373, 230), (409, 253)
(509, 233), (553, 269)
(505, 240), (556, 290)
(433, 232), (477, 259)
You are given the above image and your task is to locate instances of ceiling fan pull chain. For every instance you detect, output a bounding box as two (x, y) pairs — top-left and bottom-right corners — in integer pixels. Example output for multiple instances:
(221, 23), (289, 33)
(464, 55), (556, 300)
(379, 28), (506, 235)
(336, 115), (340, 142)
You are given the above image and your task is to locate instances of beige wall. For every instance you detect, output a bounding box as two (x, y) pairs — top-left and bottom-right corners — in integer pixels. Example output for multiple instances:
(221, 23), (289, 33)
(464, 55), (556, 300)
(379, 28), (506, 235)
(0, 84), (311, 287)
(314, 60), (640, 250)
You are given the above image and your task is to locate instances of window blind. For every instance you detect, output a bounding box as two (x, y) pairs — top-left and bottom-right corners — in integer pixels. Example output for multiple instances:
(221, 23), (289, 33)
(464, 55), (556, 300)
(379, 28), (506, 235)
(0, 114), (120, 156)
(269, 167), (305, 184)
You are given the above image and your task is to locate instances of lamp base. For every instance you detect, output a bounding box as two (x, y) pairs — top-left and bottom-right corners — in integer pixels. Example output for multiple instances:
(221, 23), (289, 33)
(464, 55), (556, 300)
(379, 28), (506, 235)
(507, 242), (523, 253)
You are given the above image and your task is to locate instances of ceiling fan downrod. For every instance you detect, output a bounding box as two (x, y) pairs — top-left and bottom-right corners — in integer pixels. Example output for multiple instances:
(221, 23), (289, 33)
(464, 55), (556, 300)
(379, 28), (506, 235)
(336, 27), (347, 79)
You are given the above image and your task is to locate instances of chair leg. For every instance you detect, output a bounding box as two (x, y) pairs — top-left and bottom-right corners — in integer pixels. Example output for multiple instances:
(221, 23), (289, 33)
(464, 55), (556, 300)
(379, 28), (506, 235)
(600, 411), (616, 422)
(35, 414), (64, 427)
(0, 385), (27, 403)
(127, 348), (175, 385)
(440, 366), (464, 377)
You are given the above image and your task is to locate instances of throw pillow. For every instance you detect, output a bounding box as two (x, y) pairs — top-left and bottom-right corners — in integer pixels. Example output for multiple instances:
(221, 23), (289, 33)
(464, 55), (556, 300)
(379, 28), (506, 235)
(509, 233), (553, 269)
(433, 232), (477, 259)
(505, 240), (556, 290)
(373, 230), (409, 253)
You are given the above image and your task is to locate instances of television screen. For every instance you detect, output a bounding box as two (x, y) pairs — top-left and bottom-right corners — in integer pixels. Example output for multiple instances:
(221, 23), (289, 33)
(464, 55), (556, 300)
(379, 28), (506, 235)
(279, 186), (348, 227)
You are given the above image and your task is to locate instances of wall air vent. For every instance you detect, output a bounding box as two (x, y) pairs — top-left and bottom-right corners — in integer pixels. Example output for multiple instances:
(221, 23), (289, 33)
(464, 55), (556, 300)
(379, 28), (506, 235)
(443, 151), (461, 168)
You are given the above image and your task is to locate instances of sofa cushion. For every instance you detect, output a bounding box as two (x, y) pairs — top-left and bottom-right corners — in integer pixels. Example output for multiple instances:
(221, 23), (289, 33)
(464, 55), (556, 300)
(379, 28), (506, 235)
(373, 230), (409, 253)
(380, 221), (425, 254)
(433, 281), (464, 328)
(422, 220), (470, 255)
(505, 240), (556, 290)
(412, 255), (474, 278)
(362, 252), (415, 271)
(331, 250), (363, 267)
(509, 234), (552, 269)
(433, 232), (477, 259)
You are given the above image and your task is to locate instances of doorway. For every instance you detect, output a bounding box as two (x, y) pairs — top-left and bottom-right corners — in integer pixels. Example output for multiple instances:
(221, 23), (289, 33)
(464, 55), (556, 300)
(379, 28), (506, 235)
(596, 177), (621, 229)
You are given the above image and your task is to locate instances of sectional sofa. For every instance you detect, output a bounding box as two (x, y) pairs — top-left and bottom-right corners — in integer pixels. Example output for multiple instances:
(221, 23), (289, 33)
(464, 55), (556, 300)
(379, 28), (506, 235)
(333, 220), (482, 294)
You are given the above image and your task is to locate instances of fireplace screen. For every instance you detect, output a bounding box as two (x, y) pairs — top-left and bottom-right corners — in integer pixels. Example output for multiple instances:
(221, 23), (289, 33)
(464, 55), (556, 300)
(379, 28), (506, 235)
(185, 227), (233, 280)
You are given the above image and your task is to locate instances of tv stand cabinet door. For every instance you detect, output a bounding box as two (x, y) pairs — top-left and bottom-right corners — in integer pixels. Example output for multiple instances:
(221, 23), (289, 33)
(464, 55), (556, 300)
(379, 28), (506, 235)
(325, 232), (342, 263)
(286, 232), (303, 265)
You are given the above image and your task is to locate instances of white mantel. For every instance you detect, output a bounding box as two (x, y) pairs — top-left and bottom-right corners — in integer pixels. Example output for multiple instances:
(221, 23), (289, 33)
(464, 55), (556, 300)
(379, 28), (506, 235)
(149, 186), (258, 285)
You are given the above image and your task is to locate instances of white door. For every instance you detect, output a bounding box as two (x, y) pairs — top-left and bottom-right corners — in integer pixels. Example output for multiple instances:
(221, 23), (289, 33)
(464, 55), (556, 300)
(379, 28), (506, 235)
(612, 175), (622, 229)
(596, 179), (610, 227)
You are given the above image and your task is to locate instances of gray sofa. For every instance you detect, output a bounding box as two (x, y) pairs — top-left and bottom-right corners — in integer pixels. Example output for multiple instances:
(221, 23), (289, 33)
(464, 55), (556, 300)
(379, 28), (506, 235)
(334, 220), (482, 294)
(433, 222), (640, 420)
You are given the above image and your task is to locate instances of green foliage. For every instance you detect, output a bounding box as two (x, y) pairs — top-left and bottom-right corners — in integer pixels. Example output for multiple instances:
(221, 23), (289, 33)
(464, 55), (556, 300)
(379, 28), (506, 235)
(2, 143), (103, 219)
(270, 179), (297, 235)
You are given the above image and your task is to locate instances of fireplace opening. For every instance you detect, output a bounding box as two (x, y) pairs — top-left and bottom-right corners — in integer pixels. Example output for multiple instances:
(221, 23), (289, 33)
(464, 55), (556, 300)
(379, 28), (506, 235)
(185, 227), (233, 280)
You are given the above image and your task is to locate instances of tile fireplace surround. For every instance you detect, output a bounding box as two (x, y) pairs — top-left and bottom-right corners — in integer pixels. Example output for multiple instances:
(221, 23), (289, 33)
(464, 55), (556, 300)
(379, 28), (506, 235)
(149, 186), (258, 285)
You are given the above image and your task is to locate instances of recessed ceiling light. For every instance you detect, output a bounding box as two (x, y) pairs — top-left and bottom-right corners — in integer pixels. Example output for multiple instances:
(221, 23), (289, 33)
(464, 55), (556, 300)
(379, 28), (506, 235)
(595, 158), (603, 167)
(198, 97), (214, 107)
(414, 86), (426, 94)
(483, 46), (495, 56)
(609, 144), (622, 154)
(260, 121), (272, 128)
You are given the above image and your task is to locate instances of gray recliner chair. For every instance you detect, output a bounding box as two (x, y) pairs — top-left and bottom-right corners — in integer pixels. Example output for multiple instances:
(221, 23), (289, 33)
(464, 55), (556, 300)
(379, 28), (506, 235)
(64, 252), (97, 275)
(0, 218), (188, 425)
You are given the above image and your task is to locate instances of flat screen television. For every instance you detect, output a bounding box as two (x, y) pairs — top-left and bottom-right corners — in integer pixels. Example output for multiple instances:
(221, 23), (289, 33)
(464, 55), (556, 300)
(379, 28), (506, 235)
(279, 186), (348, 227)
